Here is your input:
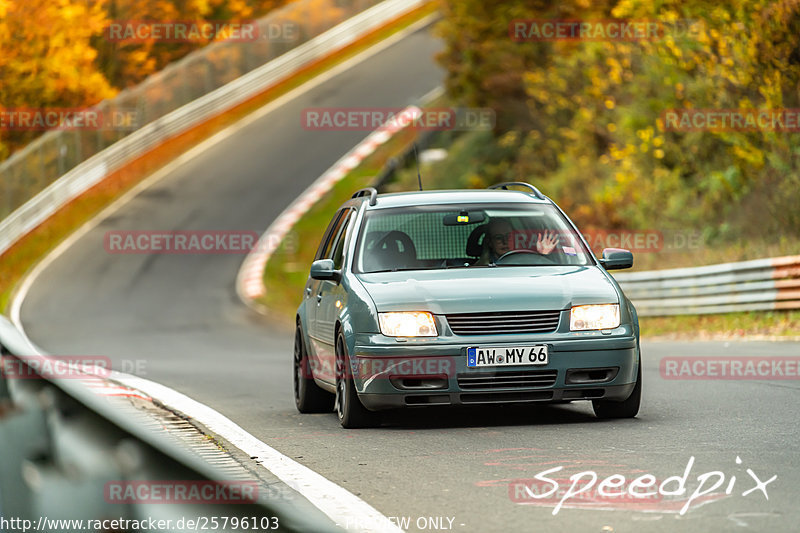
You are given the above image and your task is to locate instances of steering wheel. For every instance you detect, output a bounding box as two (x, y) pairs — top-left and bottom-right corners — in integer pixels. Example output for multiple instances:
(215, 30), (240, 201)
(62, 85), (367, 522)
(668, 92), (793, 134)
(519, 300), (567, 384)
(494, 249), (556, 265)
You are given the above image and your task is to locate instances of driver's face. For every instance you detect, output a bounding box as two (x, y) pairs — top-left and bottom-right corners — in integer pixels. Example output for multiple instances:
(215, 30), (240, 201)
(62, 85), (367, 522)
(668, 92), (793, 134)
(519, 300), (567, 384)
(488, 222), (512, 256)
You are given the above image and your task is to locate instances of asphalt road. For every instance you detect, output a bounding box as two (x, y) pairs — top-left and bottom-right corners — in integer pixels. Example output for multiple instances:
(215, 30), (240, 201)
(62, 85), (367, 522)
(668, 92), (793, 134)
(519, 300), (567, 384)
(19, 22), (800, 533)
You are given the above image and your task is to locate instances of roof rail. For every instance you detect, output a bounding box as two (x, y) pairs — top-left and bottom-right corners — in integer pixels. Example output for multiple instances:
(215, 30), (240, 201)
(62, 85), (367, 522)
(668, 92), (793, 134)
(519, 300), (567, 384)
(488, 182), (546, 200)
(352, 187), (378, 206)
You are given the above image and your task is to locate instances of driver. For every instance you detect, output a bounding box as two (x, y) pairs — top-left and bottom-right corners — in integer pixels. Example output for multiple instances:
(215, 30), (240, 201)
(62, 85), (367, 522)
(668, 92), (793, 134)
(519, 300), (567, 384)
(477, 218), (559, 265)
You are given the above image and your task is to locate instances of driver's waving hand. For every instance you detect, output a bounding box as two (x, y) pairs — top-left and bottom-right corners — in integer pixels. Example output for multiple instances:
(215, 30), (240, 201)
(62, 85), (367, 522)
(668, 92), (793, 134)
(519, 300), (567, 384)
(476, 218), (558, 265)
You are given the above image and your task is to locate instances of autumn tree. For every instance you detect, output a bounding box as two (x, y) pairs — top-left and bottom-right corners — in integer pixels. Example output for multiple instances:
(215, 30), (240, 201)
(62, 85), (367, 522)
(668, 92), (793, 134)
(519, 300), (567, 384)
(0, 0), (116, 159)
(1, 0), (293, 160)
(435, 0), (800, 239)
(94, 0), (291, 88)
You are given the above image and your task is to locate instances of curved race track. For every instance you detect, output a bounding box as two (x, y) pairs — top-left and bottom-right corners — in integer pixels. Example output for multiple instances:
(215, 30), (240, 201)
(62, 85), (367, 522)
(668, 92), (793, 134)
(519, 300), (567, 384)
(19, 22), (800, 533)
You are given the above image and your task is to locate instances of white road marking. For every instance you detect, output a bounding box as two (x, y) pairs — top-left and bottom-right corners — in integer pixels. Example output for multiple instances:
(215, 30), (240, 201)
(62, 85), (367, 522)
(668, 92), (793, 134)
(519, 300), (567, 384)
(110, 371), (402, 533)
(726, 511), (782, 528)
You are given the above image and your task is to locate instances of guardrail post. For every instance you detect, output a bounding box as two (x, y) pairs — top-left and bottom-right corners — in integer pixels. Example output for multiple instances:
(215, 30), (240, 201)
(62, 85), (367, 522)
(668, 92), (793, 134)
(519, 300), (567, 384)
(0, 338), (11, 401)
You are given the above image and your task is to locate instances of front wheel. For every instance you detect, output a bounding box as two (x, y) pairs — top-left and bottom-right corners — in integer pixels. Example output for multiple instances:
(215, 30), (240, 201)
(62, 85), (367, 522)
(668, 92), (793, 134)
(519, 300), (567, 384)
(592, 362), (641, 419)
(294, 324), (334, 413)
(335, 333), (380, 428)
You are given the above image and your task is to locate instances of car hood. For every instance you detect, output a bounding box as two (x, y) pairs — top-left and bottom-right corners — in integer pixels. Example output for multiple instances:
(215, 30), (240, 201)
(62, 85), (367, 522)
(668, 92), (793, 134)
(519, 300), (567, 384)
(356, 266), (618, 314)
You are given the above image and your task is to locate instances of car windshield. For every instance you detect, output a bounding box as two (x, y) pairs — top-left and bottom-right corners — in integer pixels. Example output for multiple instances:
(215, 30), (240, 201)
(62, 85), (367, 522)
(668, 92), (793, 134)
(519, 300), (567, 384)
(354, 203), (592, 273)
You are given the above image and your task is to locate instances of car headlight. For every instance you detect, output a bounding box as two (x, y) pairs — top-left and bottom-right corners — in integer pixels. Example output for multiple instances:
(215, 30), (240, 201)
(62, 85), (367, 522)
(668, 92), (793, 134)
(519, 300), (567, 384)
(379, 312), (438, 337)
(570, 304), (620, 331)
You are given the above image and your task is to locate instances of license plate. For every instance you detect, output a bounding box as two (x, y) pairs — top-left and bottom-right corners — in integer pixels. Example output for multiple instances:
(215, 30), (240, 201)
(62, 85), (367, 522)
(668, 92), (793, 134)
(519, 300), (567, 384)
(466, 345), (548, 368)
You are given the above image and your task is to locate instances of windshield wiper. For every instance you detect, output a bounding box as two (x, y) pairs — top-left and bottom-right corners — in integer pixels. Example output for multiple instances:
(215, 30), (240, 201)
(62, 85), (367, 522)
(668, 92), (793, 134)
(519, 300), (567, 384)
(367, 264), (472, 273)
(365, 267), (423, 273)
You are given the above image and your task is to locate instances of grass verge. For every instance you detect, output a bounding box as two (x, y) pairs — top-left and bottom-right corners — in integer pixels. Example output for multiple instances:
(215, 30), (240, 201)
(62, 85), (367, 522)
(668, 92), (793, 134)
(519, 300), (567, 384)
(640, 310), (800, 340)
(0, 3), (438, 315)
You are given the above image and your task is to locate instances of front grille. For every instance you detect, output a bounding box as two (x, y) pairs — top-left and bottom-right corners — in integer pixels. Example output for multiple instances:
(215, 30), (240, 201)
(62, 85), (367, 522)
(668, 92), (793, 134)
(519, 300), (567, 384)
(458, 369), (558, 390)
(446, 310), (561, 335)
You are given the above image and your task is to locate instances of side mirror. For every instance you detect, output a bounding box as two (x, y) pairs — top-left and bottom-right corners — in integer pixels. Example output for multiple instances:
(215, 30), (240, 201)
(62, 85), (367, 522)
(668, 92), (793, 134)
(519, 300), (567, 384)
(310, 259), (340, 281)
(599, 248), (633, 270)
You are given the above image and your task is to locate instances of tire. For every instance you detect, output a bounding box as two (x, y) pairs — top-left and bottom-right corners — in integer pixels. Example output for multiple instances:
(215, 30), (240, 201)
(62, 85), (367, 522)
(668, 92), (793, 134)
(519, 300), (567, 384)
(335, 332), (380, 428)
(592, 361), (641, 419)
(294, 324), (334, 413)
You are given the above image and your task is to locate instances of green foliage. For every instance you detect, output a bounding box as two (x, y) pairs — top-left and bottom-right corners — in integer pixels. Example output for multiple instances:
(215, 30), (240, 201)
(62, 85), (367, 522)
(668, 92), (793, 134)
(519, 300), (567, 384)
(435, 0), (800, 243)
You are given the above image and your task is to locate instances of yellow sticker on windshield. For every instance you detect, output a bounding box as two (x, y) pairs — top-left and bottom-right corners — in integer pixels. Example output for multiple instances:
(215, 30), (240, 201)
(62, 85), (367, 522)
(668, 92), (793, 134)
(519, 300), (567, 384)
(457, 215), (469, 223)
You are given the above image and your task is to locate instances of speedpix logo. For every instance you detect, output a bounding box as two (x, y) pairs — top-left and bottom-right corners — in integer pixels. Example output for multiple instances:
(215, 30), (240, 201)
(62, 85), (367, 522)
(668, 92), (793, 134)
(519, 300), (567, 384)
(510, 456), (775, 515)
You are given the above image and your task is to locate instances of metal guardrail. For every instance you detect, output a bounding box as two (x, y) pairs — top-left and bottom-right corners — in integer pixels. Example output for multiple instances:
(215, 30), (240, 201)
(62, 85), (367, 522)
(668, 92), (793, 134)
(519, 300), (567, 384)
(0, 0), (428, 257)
(0, 315), (339, 531)
(614, 255), (800, 316)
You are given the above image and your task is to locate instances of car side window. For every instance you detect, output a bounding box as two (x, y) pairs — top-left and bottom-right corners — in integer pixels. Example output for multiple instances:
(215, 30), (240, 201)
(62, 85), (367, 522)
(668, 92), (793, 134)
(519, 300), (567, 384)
(314, 210), (347, 261)
(331, 210), (355, 269)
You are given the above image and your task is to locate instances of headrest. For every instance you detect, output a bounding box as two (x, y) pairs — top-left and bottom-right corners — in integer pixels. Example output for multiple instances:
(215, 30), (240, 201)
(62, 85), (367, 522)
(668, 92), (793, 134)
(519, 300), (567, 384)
(466, 224), (488, 257)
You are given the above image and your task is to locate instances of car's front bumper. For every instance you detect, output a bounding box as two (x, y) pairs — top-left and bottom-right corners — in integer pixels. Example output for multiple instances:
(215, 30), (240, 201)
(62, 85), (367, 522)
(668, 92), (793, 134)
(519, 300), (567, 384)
(351, 329), (639, 411)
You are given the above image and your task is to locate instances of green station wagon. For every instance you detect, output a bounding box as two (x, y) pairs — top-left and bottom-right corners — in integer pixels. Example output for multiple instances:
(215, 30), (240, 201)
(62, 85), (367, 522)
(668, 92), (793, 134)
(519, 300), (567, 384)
(294, 183), (641, 427)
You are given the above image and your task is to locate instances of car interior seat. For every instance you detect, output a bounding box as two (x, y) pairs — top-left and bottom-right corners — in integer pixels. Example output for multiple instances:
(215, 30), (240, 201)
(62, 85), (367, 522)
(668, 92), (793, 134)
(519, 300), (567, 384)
(362, 231), (417, 272)
(466, 224), (488, 258)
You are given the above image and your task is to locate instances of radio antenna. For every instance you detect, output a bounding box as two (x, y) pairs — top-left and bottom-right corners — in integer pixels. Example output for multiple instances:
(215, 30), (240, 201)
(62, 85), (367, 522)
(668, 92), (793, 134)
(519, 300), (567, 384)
(414, 142), (423, 191)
